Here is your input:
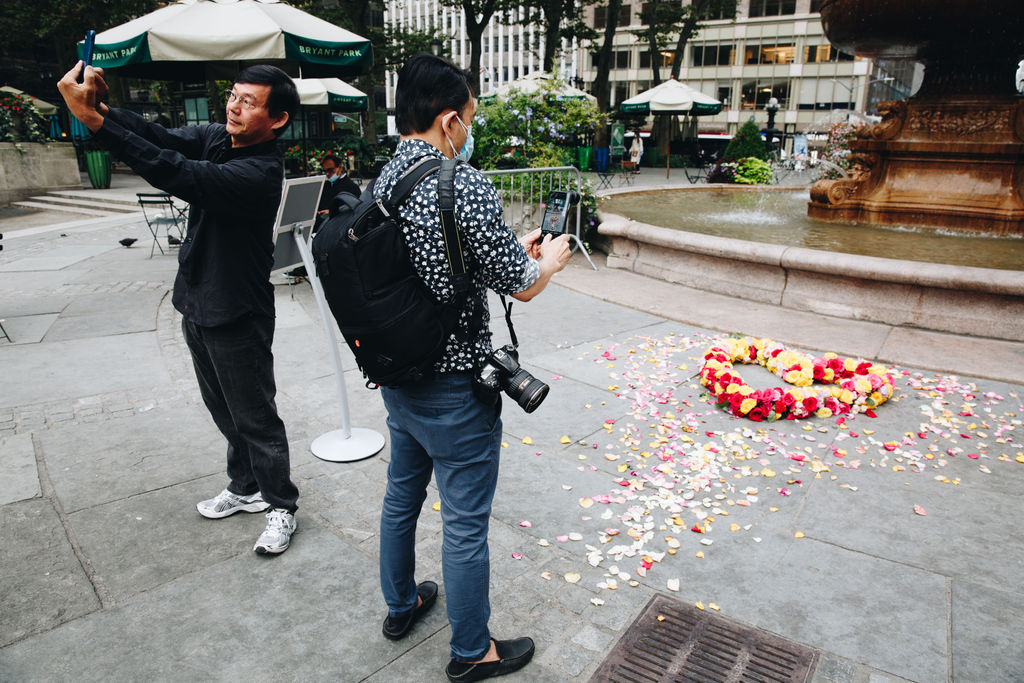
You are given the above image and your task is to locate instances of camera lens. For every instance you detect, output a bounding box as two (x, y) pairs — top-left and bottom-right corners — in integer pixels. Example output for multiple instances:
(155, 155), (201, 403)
(505, 369), (549, 413)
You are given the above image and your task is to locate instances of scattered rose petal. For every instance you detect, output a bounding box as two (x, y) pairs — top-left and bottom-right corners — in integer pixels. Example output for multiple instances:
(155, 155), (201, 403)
(431, 502), (441, 511)
(914, 505), (927, 516)
(511, 552), (523, 560)
(522, 436), (533, 445)
(519, 520), (532, 528)
(666, 578), (680, 592)
(564, 572), (581, 584)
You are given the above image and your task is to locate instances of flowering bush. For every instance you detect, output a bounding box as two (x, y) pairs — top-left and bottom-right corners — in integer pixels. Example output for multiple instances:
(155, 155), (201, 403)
(707, 157), (773, 184)
(821, 120), (865, 179)
(0, 91), (48, 145)
(474, 81), (604, 172)
(284, 136), (373, 174)
(699, 336), (895, 421)
(733, 157), (774, 184)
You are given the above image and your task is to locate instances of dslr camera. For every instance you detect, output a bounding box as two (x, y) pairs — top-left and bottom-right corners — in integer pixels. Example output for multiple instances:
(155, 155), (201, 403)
(475, 345), (549, 413)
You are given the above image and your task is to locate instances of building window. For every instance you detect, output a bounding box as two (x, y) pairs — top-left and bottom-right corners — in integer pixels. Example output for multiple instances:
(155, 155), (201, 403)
(740, 77), (789, 109)
(810, 0), (824, 11)
(745, 43), (795, 64)
(691, 43), (735, 67)
(594, 4), (631, 28)
(748, 0), (796, 17)
(717, 82), (731, 107)
(701, 5), (735, 20)
(615, 50), (631, 69)
(614, 82), (629, 105)
(639, 51), (674, 69)
(803, 44), (855, 63)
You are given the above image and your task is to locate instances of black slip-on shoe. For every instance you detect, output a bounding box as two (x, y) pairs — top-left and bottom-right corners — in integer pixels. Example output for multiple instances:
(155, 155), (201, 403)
(445, 636), (535, 682)
(382, 580), (438, 640)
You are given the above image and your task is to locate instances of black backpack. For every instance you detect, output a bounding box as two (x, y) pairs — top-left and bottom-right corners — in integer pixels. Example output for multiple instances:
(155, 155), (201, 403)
(311, 157), (471, 387)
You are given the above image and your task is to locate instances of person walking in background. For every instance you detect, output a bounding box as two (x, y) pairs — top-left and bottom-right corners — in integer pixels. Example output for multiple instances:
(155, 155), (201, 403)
(58, 61), (302, 556)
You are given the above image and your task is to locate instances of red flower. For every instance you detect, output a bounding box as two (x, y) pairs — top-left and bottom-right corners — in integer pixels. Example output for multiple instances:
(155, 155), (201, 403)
(802, 396), (818, 413)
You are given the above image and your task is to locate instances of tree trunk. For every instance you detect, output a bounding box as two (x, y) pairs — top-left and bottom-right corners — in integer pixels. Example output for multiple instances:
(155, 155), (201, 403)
(592, 0), (622, 147)
(670, 12), (700, 80)
(462, 0), (496, 95)
(357, 73), (377, 143)
(541, 0), (562, 73)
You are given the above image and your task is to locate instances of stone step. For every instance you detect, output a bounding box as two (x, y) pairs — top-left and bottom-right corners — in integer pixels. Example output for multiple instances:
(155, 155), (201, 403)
(11, 200), (120, 217)
(46, 190), (141, 208)
(23, 195), (140, 214)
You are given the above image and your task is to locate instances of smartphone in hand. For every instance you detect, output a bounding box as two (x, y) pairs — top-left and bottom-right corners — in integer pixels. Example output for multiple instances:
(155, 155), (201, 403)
(78, 30), (96, 83)
(539, 190), (580, 239)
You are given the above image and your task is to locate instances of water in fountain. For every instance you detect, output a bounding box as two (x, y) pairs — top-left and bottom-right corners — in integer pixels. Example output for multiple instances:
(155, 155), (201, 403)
(602, 188), (1024, 271)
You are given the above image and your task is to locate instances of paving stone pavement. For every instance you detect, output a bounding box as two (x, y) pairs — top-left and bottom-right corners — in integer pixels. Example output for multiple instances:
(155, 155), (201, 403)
(1, 178), (1022, 683)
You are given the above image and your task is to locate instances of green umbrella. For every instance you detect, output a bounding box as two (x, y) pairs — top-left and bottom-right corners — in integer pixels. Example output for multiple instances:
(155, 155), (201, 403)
(79, 0), (372, 81)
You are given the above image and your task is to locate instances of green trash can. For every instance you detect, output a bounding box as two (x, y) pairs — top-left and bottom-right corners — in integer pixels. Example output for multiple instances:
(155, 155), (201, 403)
(646, 148), (660, 167)
(576, 146), (593, 172)
(85, 150), (112, 189)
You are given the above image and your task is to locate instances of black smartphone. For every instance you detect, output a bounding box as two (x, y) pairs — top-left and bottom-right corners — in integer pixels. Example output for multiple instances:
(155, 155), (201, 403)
(539, 190), (580, 238)
(78, 30), (96, 83)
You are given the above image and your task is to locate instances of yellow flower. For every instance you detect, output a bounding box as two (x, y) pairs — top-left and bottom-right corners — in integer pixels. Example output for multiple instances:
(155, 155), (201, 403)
(854, 378), (872, 393)
(824, 352), (838, 359)
(740, 398), (757, 414)
(788, 388), (804, 401)
(726, 383), (741, 394)
(839, 389), (856, 404)
(870, 391), (885, 404)
(738, 385), (755, 397)
(815, 407), (833, 418)
(822, 368), (834, 382)
(843, 358), (857, 372)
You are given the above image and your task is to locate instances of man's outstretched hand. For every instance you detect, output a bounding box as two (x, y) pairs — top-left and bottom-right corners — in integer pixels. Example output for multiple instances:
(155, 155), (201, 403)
(57, 61), (109, 132)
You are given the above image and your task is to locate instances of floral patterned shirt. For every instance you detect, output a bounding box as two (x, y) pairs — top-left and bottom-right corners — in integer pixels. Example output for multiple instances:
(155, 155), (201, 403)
(374, 139), (540, 372)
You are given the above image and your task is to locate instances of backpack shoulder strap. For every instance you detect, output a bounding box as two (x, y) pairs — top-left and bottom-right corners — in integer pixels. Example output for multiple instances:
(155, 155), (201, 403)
(437, 158), (471, 291)
(386, 157), (442, 212)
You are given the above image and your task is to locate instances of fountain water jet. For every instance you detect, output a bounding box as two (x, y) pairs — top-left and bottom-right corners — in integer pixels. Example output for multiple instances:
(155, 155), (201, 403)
(808, 0), (1024, 235)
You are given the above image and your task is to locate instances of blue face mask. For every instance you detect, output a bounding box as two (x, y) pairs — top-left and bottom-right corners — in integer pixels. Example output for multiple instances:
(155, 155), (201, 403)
(325, 173), (339, 183)
(446, 115), (474, 163)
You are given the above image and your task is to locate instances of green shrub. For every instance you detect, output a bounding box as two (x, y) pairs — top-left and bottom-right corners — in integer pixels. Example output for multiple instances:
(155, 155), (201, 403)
(734, 157), (774, 184)
(723, 120), (767, 161)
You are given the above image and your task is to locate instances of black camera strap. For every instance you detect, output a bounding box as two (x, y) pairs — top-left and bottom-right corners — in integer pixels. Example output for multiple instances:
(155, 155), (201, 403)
(498, 295), (519, 348)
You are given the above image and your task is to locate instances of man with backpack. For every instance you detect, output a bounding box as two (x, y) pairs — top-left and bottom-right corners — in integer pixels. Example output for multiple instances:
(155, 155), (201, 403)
(373, 54), (571, 681)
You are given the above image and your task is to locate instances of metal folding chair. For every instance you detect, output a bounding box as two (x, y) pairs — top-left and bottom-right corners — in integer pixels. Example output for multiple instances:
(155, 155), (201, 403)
(137, 193), (186, 258)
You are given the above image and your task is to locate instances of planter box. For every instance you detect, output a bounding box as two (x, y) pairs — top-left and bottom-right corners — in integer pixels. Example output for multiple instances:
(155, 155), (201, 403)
(0, 142), (82, 205)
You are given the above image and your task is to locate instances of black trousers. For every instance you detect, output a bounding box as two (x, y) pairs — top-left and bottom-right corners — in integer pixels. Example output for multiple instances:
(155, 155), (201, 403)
(183, 314), (298, 512)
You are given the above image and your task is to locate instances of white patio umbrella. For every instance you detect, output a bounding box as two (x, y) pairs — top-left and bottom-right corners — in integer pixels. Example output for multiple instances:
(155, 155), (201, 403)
(482, 72), (596, 103)
(620, 79), (722, 178)
(619, 78), (721, 116)
(78, 0), (372, 81)
(293, 77), (367, 111)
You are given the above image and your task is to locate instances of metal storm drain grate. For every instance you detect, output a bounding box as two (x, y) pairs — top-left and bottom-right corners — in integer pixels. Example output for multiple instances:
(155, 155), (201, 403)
(590, 594), (819, 682)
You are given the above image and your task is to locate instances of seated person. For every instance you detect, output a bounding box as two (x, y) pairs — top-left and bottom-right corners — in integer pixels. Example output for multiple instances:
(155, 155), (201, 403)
(318, 154), (360, 214)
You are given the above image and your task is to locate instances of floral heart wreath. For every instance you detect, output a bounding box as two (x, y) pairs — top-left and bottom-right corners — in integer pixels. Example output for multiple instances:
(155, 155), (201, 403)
(700, 337), (895, 421)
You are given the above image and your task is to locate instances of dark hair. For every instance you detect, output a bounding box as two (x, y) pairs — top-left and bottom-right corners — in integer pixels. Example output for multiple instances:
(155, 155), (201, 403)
(395, 54), (473, 135)
(322, 154), (340, 167)
(235, 64), (299, 136)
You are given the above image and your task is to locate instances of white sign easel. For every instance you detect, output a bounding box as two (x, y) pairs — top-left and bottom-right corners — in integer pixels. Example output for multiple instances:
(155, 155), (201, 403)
(273, 176), (385, 462)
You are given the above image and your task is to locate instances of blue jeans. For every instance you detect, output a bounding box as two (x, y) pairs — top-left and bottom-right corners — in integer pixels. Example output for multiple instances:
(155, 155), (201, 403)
(379, 374), (502, 661)
(183, 314), (298, 512)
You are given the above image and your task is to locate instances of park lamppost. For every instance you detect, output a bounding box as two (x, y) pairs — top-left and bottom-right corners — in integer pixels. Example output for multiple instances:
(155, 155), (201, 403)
(430, 38), (443, 57)
(763, 96), (781, 155)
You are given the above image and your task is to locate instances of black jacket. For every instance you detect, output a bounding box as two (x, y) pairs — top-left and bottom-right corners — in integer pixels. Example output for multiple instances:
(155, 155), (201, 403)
(318, 174), (360, 212)
(94, 109), (283, 326)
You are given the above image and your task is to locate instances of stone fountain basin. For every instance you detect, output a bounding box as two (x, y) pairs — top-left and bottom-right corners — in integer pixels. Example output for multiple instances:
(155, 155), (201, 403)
(596, 188), (1024, 342)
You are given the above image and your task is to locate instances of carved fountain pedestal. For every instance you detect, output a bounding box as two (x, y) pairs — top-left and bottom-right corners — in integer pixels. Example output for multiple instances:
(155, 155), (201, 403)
(807, 0), (1024, 236)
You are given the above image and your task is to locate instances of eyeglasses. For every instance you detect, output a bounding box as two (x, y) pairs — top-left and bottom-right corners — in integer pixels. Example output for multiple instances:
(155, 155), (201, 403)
(227, 91), (261, 111)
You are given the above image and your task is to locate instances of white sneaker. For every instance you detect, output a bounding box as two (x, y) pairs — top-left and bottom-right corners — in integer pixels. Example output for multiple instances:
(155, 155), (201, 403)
(196, 489), (270, 519)
(254, 509), (296, 555)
